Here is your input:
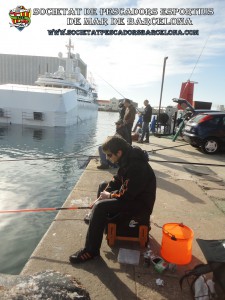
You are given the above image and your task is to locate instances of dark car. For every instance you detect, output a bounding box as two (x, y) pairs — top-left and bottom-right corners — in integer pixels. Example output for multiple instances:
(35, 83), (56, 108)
(183, 112), (225, 154)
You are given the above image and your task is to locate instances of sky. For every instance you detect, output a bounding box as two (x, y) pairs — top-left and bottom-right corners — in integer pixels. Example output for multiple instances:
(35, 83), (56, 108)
(1, 0), (225, 109)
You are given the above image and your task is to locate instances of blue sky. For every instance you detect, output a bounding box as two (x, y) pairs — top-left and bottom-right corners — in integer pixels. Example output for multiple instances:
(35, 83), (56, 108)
(1, 0), (225, 109)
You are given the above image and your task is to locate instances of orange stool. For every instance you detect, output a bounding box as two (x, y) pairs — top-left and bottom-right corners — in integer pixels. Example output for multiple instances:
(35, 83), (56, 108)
(107, 223), (149, 248)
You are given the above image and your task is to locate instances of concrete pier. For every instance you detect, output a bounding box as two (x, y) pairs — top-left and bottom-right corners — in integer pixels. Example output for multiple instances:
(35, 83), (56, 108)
(20, 136), (225, 299)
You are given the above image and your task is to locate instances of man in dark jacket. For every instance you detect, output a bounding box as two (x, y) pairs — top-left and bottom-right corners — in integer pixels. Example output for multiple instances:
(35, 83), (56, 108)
(123, 99), (136, 145)
(138, 99), (152, 143)
(118, 101), (126, 120)
(69, 136), (156, 264)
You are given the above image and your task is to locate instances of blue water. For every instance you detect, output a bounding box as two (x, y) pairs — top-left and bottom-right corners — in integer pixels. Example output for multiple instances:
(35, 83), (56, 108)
(0, 111), (118, 274)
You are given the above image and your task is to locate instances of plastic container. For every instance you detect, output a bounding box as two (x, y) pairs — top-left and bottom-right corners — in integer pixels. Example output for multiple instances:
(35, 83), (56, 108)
(151, 257), (168, 273)
(160, 223), (194, 265)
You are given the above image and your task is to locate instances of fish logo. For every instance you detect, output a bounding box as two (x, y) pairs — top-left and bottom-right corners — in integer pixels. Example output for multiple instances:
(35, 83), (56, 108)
(9, 5), (31, 31)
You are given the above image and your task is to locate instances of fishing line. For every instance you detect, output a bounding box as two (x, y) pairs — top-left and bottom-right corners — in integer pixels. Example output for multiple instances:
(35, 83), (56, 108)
(149, 143), (189, 152)
(0, 133), (224, 168)
(0, 141), (103, 163)
(149, 159), (225, 167)
(178, 33), (211, 102)
(0, 153), (224, 167)
(93, 71), (126, 99)
(70, 143), (102, 156)
(188, 35), (211, 81)
(0, 141), (194, 162)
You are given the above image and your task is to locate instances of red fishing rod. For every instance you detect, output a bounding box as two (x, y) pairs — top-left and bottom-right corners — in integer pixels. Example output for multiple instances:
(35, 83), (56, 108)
(0, 206), (92, 214)
(0, 198), (100, 214)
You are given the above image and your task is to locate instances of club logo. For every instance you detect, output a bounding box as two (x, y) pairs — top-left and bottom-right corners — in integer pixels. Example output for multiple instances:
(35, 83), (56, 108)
(9, 5), (31, 31)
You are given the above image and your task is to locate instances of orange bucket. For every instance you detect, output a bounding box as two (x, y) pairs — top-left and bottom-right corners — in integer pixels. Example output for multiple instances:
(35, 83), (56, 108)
(160, 223), (194, 265)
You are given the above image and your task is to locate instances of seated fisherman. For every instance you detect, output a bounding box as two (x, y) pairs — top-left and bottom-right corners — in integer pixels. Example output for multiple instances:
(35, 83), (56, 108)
(69, 135), (156, 264)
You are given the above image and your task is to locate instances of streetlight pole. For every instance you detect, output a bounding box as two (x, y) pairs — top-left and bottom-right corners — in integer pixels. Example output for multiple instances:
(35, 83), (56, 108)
(158, 56), (168, 131)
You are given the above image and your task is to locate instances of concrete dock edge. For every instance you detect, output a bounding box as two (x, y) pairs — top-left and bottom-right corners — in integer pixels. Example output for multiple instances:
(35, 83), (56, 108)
(20, 136), (225, 299)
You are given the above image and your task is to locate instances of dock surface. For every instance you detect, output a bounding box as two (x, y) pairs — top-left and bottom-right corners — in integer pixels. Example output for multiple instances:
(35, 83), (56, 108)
(19, 136), (225, 299)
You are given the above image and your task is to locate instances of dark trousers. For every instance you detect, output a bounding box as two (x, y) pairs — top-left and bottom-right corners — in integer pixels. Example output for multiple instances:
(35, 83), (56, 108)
(85, 181), (122, 254)
(85, 181), (151, 254)
(140, 121), (150, 142)
(125, 123), (133, 145)
(85, 198), (124, 254)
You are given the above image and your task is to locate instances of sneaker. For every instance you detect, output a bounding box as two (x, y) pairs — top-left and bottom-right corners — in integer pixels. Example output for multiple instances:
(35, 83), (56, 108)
(84, 212), (91, 224)
(143, 140), (149, 143)
(109, 163), (118, 168)
(69, 248), (99, 264)
(137, 140), (143, 144)
(97, 164), (109, 170)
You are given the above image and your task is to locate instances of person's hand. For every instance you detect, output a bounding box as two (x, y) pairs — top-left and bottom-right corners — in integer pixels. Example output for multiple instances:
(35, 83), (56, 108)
(89, 191), (111, 209)
(99, 191), (111, 200)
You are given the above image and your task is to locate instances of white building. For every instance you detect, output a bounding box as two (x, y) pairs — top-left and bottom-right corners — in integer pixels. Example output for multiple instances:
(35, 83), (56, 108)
(97, 98), (120, 111)
(97, 98), (138, 111)
(0, 53), (87, 85)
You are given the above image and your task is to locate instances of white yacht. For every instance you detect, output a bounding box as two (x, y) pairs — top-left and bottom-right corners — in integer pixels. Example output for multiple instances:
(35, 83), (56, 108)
(0, 40), (98, 127)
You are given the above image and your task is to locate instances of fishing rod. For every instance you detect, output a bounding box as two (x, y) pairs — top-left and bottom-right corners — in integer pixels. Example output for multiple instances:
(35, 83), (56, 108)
(0, 197), (100, 214)
(0, 206), (92, 214)
(0, 154), (99, 163)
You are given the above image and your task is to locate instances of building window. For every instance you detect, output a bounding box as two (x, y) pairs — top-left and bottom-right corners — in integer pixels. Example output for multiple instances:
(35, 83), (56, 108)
(33, 112), (43, 120)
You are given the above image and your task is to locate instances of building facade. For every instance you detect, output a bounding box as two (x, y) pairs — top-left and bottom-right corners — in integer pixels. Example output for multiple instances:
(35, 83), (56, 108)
(97, 98), (138, 111)
(0, 53), (87, 85)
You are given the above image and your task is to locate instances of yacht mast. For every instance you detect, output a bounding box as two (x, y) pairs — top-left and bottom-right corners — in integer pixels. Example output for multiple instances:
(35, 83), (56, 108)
(66, 38), (74, 59)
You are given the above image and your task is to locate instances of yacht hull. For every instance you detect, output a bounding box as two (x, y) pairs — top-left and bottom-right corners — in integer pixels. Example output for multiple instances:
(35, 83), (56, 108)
(0, 84), (98, 127)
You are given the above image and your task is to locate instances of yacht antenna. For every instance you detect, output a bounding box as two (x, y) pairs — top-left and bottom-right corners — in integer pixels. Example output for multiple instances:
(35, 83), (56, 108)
(66, 38), (74, 58)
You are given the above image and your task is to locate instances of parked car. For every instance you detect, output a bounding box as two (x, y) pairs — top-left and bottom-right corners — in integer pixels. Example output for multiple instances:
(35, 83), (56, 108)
(172, 98), (219, 136)
(183, 112), (225, 154)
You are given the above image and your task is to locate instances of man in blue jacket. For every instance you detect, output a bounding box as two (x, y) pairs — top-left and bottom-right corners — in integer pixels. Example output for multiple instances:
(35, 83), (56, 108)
(69, 136), (156, 264)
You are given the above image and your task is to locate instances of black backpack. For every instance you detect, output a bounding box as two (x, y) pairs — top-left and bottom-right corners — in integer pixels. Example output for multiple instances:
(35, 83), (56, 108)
(180, 239), (225, 299)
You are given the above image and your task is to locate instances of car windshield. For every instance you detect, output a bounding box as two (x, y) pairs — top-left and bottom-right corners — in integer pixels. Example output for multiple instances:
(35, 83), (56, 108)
(189, 114), (206, 123)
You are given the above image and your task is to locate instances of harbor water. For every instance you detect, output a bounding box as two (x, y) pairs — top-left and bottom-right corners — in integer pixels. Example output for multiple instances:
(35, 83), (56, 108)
(0, 111), (118, 275)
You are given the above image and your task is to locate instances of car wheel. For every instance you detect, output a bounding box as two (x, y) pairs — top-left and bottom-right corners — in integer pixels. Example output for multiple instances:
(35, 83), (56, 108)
(201, 138), (219, 154)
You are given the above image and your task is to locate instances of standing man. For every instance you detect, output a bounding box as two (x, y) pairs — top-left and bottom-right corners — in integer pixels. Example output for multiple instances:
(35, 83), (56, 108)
(123, 98), (136, 145)
(69, 136), (156, 264)
(138, 99), (152, 144)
